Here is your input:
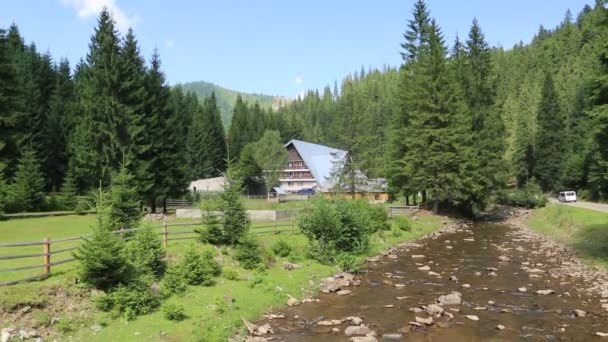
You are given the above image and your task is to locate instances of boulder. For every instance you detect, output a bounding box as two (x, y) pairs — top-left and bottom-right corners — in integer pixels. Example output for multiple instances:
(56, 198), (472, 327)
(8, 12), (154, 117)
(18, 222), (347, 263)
(535, 289), (555, 295)
(345, 325), (371, 336)
(287, 295), (300, 306)
(436, 291), (462, 305)
(415, 316), (433, 325)
(282, 262), (303, 271)
(337, 290), (352, 296)
(573, 309), (587, 318)
(466, 315), (479, 321)
(426, 304), (444, 316)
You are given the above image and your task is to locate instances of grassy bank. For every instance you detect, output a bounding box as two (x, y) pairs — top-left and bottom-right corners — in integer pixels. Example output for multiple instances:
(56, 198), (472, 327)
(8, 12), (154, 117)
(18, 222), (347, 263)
(0, 210), (444, 341)
(527, 203), (608, 267)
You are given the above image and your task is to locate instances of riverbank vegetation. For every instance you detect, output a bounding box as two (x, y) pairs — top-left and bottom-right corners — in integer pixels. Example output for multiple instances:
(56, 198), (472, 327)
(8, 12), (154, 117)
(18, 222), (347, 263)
(527, 203), (608, 267)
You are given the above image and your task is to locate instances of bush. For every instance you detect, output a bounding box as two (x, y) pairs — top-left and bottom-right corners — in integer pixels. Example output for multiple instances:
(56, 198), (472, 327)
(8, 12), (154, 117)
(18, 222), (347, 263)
(335, 253), (363, 273)
(498, 180), (547, 209)
(125, 227), (167, 278)
(163, 303), (186, 321)
(94, 293), (114, 312)
(161, 269), (188, 295)
(108, 279), (161, 320)
(223, 268), (241, 281)
(235, 239), (263, 270)
(221, 181), (250, 245)
(298, 198), (372, 258)
(180, 245), (221, 286)
(73, 198), (90, 215)
(392, 216), (412, 232)
(271, 239), (292, 257)
(366, 204), (390, 233)
(109, 166), (141, 230)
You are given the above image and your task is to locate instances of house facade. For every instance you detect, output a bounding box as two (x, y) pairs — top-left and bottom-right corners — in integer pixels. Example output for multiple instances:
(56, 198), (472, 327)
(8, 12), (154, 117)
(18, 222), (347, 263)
(278, 140), (389, 202)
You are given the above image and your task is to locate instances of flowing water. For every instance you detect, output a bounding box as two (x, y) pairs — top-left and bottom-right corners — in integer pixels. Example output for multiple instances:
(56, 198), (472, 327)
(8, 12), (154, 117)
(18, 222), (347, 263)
(259, 219), (608, 341)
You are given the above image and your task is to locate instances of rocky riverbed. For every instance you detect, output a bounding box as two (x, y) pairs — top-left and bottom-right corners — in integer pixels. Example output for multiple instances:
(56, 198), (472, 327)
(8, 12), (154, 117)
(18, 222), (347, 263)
(241, 210), (608, 341)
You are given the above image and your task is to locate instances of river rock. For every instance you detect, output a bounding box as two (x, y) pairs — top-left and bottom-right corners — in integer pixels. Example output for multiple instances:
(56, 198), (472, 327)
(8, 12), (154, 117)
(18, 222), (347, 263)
(345, 325), (371, 336)
(573, 309), (587, 317)
(1, 327), (15, 342)
(527, 268), (545, 273)
(412, 255), (425, 258)
(426, 304), (444, 316)
(415, 316), (433, 325)
(466, 315), (479, 321)
(436, 291), (462, 305)
(382, 333), (403, 340)
(346, 316), (363, 325)
(595, 332), (608, 337)
(428, 271), (441, 277)
(496, 324), (505, 330)
(409, 307), (423, 313)
(601, 303), (608, 311)
(318, 320), (341, 326)
(418, 265), (431, 271)
(337, 290), (352, 296)
(350, 336), (377, 342)
(536, 289), (555, 295)
(498, 255), (511, 262)
(446, 245), (453, 249)
(518, 287), (527, 292)
(462, 284), (471, 288)
(287, 295), (300, 306)
(449, 275), (458, 281)
(601, 289), (608, 298)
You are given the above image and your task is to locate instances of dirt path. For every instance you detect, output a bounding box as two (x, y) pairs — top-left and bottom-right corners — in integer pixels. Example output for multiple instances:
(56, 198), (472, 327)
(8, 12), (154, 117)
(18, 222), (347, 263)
(251, 211), (608, 341)
(549, 198), (608, 213)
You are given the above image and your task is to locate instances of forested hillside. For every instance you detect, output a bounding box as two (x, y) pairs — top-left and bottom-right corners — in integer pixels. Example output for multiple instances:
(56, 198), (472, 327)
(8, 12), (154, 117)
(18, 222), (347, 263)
(226, 1), (608, 211)
(179, 80), (290, 125)
(0, 9), (227, 213)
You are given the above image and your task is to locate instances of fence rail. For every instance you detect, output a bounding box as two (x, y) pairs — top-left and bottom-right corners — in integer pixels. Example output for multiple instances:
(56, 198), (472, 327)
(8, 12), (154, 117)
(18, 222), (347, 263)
(0, 217), (297, 287)
(388, 203), (426, 217)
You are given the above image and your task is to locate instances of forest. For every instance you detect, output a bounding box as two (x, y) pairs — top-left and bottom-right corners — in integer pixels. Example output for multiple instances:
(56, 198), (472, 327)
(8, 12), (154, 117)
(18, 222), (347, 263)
(1, 1), (607, 214)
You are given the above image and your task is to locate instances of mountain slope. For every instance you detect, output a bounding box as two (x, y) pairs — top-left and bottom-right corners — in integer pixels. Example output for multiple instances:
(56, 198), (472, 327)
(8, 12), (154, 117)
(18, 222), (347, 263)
(178, 80), (290, 125)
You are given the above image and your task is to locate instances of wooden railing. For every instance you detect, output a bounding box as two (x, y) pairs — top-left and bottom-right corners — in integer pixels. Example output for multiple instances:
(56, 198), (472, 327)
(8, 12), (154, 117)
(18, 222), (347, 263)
(388, 203), (426, 217)
(0, 217), (298, 287)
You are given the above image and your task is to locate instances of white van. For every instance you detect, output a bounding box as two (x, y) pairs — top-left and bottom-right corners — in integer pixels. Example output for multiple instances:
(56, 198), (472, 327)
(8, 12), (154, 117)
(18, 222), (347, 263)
(558, 191), (577, 203)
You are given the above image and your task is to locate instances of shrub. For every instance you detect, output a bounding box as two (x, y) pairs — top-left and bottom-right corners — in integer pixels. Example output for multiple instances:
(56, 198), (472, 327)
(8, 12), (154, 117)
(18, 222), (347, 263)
(109, 279), (161, 321)
(125, 227), (167, 278)
(298, 198), (372, 258)
(392, 216), (412, 232)
(163, 303), (186, 321)
(235, 239), (263, 270)
(271, 239), (292, 257)
(73, 198), (90, 215)
(366, 204), (390, 233)
(498, 180), (547, 209)
(180, 245), (221, 286)
(391, 228), (403, 237)
(95, 293), (114, 312)
(223, 268), (240, 281)
(109, 165), (141, 230)
(161, 269), (188, 295)
(335, 253), (363, 273)
(221, 181), (250, 245)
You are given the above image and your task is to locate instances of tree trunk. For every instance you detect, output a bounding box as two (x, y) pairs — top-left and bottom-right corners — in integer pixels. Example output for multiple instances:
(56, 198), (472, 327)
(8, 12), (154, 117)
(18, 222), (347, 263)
(433, 199), (439, 214)
(150, 198), (157, 214)
(422, 190), (427, 204)
(162, 197), (167, 214)
(405, 194), (410, 206)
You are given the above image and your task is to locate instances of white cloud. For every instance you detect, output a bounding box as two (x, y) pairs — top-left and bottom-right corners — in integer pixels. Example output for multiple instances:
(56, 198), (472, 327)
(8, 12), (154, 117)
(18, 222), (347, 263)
(166, 40), (175, 48)
(61, 0), (139, 32)
(295, 76), (303, 85)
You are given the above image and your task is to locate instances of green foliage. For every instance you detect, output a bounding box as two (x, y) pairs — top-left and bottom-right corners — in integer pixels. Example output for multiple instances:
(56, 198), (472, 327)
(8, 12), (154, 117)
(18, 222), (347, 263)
(162, 303), (186, 321)
(222, 268), (241, 281)
(298, 198), (373, 259)
(73, 198), (90, 215)
(106, 278), (161, 321)
(195, 201), (224, 244)
(335, 253), (363, 273)
(124, 227), (167, 278)
(58, 171), (78, 210)
(366, 204), (390, 232)
(498, 180), (548, 208)
(161, 269), (188, 296)
(5, 148), (46, 213)
(109, 165), (141, 230)
(392, 216), (412, 232)
(220, 180), (250, 245)
(235, 238), (264, 270)
(179, 245), (221, 286)
(271, 239), (292, 257)
(251, 130), (288, 194)
(74, 189), (132, 290)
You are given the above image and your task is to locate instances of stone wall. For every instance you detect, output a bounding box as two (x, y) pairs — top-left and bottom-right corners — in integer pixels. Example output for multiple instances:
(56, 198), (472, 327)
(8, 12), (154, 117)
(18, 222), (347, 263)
(175, 208), (302, 221)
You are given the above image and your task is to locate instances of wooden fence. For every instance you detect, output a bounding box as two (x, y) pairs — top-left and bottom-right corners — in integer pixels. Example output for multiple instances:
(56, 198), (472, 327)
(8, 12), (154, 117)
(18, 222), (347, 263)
(0, 217), (297, 287)
(388, 203), (426, 217)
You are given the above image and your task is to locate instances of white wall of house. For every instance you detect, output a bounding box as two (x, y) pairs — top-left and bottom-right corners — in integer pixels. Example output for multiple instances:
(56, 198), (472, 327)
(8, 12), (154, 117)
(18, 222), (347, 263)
(280, 179), (316, 192)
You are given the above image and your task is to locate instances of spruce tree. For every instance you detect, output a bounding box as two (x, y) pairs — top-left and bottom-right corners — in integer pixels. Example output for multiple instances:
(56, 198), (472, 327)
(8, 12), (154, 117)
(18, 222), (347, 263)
(400, 0), (431, 62)
(204, 93), (227, 175)
(220, 180), (250, 245)
(58, 170), (78, 210)
(228, 95), (250, 160)
(109, 164), (141, 230)
(251, 130), (288, 197)
(534, 72), (564, 191)
(7, 148), (45, 212)
(0, 28), (20, 175)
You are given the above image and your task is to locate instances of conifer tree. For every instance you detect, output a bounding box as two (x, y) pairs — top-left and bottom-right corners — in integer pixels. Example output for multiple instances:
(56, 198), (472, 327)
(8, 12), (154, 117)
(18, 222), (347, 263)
(58, 170), (78, 210)
(7, 148), (45, 212)
(220, 180), (250, 245)
(251, 130), (288, 197)
(204, 93), (227, 175)
(534, 72), (564, 191)
(0, 28), (20, 175)
(228, 95), (251, 160)
(109, 164), (141, 230)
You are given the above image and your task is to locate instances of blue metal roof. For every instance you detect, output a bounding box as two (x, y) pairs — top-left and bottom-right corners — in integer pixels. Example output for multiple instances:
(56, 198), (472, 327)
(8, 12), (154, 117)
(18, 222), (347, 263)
(284, 139), (348, 191)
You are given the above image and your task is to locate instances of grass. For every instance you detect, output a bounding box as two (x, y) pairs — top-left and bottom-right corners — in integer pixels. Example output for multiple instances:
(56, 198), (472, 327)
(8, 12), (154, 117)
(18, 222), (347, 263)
(240, 198), (309, 210)
(0, 209), (444, 341)
(527, 203), (608, 267)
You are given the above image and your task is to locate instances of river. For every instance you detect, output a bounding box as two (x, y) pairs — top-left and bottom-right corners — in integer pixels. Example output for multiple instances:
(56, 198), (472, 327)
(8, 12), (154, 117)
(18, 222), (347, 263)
(255, 213), (608, 341)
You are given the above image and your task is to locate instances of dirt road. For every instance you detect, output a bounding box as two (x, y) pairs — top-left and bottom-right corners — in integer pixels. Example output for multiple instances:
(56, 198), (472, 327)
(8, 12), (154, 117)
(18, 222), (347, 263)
(550, 198), (608, 213)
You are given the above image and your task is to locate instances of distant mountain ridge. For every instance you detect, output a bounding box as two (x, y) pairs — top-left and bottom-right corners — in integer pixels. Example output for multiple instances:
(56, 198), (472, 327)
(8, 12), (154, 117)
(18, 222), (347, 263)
(178, 80), (291, 126)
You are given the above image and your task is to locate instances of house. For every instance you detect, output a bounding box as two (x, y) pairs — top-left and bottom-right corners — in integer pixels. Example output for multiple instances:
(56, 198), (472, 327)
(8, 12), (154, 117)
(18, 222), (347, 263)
(188, 176), (226, 193)
(279, 140), (389, 202)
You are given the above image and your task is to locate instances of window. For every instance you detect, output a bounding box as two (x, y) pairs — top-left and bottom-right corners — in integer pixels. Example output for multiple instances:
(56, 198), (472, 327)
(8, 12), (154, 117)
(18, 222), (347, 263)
(288, 182), (292, 186)
(298, 182), (303, 186)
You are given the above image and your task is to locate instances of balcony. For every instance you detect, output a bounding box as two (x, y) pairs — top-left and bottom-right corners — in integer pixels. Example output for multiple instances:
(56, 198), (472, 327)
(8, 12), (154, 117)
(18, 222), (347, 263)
(286, 160), (308, 170)
(279, 173), (314, 180)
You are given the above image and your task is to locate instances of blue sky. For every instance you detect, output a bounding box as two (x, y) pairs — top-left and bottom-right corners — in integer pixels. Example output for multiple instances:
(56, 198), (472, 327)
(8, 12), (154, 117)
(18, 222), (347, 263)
(2, 0), (592, 97)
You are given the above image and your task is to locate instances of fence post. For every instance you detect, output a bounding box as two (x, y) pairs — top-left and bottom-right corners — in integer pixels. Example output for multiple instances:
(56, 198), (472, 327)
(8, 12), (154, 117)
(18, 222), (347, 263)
(43, 237), (50, 274)
(163, 221), (168, 247)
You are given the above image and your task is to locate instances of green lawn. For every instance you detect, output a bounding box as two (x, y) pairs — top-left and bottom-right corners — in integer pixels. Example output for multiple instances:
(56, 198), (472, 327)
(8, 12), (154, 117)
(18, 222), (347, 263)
(241, 198), (309, 210)
(527, 203), (608, 267)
